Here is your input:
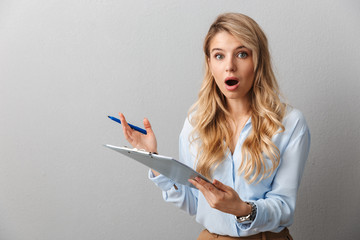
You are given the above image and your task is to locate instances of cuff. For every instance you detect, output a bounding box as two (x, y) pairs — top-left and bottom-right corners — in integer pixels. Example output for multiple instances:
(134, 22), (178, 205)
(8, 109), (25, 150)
(148, 169), (176, 191)
(236, 201), (260, 231)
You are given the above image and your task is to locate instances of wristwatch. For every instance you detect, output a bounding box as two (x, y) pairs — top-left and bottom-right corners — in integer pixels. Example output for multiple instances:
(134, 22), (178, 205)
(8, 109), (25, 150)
(235, 202), (257, 224)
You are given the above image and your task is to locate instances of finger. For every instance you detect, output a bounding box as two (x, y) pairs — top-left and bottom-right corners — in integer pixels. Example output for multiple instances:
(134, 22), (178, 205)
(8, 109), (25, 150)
(188, 179), (214, 202)
(188, 179), (200, 189)
(188, 179), (211, 202)
(188, 179), (207, 192)
(189, 179), (219, 208)
(143, 118), (154, 135)
(119, 113), (133, 133)
(213, 179), (231, 192)
(194, 177), (219, 194)
(119, 113), (134, 140)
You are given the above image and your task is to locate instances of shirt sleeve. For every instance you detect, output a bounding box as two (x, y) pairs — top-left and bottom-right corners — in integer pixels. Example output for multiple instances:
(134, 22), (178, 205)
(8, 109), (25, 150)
(236, 111), (311, 232)
(148, 118), (199, 216)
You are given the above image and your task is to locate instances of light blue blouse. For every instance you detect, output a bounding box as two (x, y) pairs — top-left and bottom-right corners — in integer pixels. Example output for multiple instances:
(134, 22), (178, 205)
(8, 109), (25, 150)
(149, 107), (310, 237)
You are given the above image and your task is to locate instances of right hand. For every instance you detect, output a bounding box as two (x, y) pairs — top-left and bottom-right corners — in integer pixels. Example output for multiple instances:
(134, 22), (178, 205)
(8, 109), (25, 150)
(118, 113), (158, 153)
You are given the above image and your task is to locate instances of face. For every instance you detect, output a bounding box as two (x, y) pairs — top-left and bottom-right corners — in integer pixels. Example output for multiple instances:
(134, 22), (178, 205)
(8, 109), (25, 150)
(208, 31), (255, 102)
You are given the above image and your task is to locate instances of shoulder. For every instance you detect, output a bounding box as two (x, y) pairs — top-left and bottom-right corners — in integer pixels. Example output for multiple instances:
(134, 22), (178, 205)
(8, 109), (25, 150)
(179, 114), (195, 140)
(282, 106), (310, 137)
(283, 106), (306, 124)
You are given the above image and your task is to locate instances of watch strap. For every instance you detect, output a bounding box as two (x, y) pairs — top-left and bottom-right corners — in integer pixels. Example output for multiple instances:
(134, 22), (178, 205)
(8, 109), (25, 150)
(235, 201), (257, 224)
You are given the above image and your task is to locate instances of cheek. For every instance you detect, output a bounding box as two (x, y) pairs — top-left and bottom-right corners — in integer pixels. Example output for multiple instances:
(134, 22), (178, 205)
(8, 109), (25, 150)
(213, 75), (225, 91)
(244, 63), (255, 79)
(213, 76), (222, 89)
(248, 70), (255, 81)
(209, 63), (222, 78)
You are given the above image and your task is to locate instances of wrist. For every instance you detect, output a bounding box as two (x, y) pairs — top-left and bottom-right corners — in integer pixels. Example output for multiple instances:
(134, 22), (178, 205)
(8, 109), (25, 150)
(234, 201), (251, 217)
(235, 202), (257, 224)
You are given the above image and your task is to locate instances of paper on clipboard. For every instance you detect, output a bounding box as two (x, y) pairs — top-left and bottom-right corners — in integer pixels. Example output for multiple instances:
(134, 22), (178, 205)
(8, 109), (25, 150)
(104, 144), (211, 188)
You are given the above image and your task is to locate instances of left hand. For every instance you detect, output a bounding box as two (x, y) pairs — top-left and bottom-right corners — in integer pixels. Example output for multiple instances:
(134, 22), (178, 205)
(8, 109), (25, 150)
(188, 177), (251, 217)
(118, 113), (157, 153)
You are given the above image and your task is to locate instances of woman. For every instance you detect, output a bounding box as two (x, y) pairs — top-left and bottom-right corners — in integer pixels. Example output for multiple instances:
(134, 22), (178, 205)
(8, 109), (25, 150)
(119, 13), (310, 239)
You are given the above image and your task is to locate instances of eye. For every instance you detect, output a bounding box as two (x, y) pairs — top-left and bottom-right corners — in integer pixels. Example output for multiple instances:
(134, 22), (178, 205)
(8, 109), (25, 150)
(214, 53), (224, 60)
(237, 52), (248, 59)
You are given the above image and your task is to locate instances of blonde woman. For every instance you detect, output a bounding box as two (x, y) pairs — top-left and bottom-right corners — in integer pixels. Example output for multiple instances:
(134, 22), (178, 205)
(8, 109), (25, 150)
(119, 13), (310, 240)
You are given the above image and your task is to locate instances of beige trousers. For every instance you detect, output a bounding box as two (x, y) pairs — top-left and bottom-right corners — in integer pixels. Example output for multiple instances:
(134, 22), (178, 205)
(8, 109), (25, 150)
(197, 228), (293, 240)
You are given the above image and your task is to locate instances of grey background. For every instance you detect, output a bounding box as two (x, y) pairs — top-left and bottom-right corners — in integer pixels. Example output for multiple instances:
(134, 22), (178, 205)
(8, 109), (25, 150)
(1, 0), (359, 239)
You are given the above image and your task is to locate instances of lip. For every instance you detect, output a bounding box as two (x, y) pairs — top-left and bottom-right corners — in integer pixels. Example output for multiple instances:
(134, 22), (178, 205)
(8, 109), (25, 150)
(224, 77), (240, 91)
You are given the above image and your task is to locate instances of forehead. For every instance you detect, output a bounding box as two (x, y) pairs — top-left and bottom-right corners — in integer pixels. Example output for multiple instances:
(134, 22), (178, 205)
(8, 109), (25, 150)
(209, 31), (246, 51)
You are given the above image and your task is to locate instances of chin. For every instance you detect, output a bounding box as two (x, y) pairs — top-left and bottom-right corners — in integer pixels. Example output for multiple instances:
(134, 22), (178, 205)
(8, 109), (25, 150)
(223, 91), (251, 101)
(224, 92), (243, 99)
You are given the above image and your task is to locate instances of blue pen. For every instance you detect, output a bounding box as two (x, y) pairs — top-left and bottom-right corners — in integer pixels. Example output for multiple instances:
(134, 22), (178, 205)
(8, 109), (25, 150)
(108, 116), (147, 135)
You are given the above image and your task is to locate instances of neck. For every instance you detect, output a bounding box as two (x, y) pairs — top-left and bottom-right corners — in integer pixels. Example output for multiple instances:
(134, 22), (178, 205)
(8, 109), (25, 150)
(226, 96), (252, 122)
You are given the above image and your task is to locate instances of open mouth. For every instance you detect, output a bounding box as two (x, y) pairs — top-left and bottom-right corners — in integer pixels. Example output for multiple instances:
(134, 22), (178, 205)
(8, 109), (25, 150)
(225, 79), (239, 86)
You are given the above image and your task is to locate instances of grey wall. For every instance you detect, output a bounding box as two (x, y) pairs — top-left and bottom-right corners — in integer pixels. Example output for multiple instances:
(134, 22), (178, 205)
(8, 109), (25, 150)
(1, 0), (359, 239)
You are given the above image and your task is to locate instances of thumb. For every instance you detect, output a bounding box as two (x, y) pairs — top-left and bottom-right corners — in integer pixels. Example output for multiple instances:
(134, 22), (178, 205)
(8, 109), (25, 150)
(143, 118), (154, 134)
(213, 179), (231, 192)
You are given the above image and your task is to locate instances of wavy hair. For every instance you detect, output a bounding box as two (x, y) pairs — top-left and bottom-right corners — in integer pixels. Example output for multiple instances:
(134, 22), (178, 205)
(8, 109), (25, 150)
(189, 13), (286, 183)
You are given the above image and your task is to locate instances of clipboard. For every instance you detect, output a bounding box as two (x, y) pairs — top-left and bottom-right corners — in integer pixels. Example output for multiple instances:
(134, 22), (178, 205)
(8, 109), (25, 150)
(104, 144), (211, 189)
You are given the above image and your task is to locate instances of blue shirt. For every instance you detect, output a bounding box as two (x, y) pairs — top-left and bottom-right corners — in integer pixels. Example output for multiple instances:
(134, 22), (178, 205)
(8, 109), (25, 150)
(149, 107), (310, 237)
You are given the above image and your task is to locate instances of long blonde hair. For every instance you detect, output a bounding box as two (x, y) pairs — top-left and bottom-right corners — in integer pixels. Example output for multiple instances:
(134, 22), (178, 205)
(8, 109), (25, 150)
(189, 13), (286, 184)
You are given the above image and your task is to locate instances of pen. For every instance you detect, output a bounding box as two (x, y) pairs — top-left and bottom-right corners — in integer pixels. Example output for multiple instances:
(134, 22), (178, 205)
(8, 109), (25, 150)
(108, 116), (147, 135)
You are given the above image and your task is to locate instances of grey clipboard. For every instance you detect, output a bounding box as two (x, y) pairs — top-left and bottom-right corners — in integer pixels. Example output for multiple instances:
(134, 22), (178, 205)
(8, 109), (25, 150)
(104, 144), (211, 188)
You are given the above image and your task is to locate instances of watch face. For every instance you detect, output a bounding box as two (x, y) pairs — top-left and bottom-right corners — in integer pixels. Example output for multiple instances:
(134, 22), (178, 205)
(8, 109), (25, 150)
(235, 214), (251, 223)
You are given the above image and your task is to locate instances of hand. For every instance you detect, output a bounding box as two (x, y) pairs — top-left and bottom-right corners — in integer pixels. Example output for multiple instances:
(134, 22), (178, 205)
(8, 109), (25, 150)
(119, 113), (158, 153)
(188, 177), (251, 217)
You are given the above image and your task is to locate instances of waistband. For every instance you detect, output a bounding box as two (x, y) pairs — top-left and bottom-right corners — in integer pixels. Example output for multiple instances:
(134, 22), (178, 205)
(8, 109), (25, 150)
(197, 227), (291, 240)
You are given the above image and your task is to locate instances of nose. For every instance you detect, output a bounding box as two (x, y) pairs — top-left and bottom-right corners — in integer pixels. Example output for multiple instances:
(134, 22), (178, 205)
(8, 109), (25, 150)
(225, 56), (236, 72)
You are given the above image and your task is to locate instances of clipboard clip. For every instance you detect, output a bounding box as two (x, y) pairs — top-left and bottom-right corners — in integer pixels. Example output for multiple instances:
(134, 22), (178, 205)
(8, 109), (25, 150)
(124, 146), (156, 157)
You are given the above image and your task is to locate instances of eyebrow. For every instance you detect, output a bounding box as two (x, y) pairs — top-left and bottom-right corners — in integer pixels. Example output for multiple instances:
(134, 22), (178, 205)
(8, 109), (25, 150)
(210, 46), (247, 53)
